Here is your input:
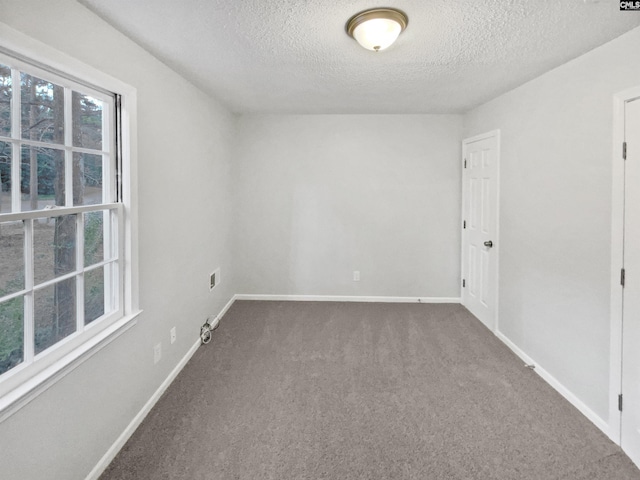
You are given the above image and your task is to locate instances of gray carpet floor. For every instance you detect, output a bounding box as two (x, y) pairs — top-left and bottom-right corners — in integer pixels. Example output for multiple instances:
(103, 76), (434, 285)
(101, 301), (640, 479)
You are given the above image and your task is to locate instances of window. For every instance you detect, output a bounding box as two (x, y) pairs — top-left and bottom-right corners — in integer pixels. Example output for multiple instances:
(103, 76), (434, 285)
(0, 47), (136, 407)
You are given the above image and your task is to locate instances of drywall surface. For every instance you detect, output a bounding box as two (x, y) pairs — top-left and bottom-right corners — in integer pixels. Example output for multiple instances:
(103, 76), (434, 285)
(232, 114), (463, 298)
(464, 26), (640, 424)
(0, 1), (235, 479)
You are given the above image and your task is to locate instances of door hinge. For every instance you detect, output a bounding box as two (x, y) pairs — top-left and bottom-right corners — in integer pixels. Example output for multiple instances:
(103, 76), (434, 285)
(463, 220), (466, 229)
(464, 158), (467, 169)
(621, 268), (626, 287)
(619, 393), (623, 412)
(462, 279), (466, 288)
(623, 142), (627, 160)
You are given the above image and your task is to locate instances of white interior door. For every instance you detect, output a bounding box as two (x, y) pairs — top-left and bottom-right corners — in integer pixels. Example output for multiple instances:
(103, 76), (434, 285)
(462, 131), (499, 331)
(622, 96), (640, 466)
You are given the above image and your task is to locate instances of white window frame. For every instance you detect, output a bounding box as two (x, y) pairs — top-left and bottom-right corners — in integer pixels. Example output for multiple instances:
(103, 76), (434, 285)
(0, 26), (140, 422)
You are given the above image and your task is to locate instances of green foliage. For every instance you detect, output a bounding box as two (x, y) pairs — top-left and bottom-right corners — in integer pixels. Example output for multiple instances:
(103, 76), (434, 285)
(83, 213), (106, 322)
(84, 212), (103, 266)
(19, 148), (59, 196)
(0, 292), (24, 375)
(17, 75), (103, 200)
(0, 142), (10, 193)
(0, 64), (10, 138)
(0, 70), (107, 375)
(85, 269), (105, 324)
(75, 93), (103, 151)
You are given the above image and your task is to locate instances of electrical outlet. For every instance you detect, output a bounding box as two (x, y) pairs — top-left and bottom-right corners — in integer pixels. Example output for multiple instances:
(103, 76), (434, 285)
(353, 270), (360, 281)
(170, 327), (176, 344)
(154, 343), (162, 364)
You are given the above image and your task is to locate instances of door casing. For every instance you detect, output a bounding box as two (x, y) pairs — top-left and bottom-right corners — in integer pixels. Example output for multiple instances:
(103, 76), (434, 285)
(610, 86), (640, 446)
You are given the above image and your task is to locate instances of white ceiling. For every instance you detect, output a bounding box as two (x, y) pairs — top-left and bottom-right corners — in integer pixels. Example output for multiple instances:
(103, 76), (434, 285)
(78, 0), (640, 114)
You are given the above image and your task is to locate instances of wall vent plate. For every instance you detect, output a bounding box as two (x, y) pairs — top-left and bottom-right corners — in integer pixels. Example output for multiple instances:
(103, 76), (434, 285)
(209, 268), (221, 291)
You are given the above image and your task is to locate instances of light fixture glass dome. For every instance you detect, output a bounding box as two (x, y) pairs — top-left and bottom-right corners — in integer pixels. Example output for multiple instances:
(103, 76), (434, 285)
(353, 18), (402, 51)
(347, 8), (408, 52)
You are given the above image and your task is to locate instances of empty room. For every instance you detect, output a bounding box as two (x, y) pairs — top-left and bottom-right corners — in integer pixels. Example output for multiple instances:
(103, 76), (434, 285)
(1, 0), (640, 478)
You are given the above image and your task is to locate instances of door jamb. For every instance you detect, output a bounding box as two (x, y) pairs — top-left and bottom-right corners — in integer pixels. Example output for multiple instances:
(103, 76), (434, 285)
(610, 86), (640, 444)
(461, 129), (501, 333)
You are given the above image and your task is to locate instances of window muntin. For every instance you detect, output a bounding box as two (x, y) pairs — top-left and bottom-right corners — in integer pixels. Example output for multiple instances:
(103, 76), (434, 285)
(0, 53), (122, 383)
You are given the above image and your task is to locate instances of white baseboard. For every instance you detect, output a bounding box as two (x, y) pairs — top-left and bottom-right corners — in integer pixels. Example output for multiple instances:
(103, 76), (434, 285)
(495, 330), (615, 441)
(85, 297), (237, 480)
(86, 293), (457, 478)
(209, 295), (237, 330)
(85, 338), (200, 480)
(234, 294), (461, 304)
(87, 294), (616, 480)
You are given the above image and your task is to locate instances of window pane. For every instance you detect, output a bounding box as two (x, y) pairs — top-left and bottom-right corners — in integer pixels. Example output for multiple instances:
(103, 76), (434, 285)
(73, 152), (102, 206)
(34, 214), (77, 285)
(0, 296), (24, 375)
(0, 141), (10, 213)
(21, 145), (65, 211)
(84, 210), (104, 267)
(21, 73), (64, 145)
(35, 277), (76, 354)
(0, 221), (25, 296)
(72, 92), (103, 150)
(85, 267), (105, 325)
(0, 64), (10, 137)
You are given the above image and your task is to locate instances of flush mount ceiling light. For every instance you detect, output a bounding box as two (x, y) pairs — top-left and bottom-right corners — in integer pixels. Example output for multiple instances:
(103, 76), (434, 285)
(346, 8), (408, 52)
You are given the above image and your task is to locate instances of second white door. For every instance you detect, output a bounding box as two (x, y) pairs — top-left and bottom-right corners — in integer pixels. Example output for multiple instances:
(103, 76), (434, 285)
(462, 131), (499, 331)
(621, 95), (640, 467)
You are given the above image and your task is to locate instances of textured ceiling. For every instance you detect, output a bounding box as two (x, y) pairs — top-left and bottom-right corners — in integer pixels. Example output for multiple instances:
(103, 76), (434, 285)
(78, 0), (640, 114)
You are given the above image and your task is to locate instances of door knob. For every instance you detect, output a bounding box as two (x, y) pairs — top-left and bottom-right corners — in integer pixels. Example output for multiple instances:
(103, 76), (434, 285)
(484, 240), (493, 248)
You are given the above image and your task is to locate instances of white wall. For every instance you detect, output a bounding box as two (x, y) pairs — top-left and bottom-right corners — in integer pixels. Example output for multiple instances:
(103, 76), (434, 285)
(464, 26), (640, 426)
(2, 0), (638, 477)
(0, 1), (236, 479)
(232, 114), (463, 298)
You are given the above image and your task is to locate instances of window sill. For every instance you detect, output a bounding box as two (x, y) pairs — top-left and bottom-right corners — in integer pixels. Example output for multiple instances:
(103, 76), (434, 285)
(0, 311), (142, 424)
